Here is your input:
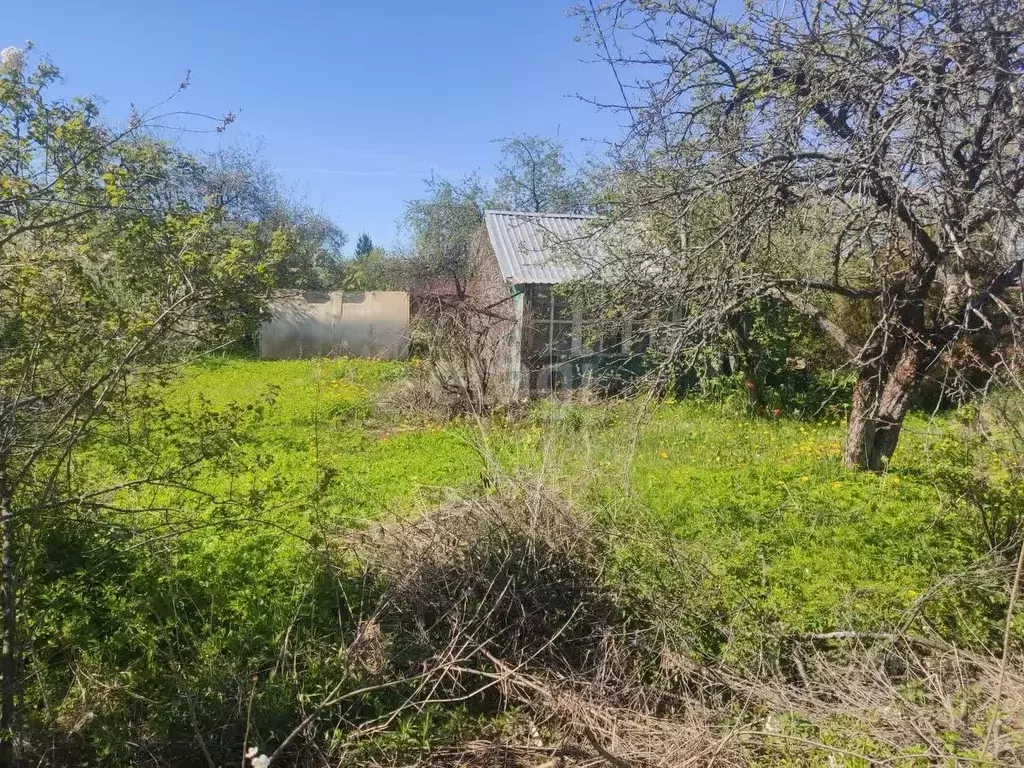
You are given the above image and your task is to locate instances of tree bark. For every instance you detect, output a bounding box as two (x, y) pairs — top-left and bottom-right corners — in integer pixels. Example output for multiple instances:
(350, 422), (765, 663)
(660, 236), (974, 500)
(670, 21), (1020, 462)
(0, 469), (14, 767)
(843, 346), (920, 471)
(728, 314), (762, 409)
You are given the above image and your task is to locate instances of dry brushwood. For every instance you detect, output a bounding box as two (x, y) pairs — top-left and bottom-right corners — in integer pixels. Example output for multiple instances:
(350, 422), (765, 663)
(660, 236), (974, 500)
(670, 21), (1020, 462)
(347, 483), (635, 677)
(318, 479), (1024, 767)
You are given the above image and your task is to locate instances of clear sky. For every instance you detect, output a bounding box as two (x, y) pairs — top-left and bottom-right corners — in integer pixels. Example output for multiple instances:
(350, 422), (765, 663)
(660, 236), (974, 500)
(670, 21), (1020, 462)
(4, 1), (628, 253)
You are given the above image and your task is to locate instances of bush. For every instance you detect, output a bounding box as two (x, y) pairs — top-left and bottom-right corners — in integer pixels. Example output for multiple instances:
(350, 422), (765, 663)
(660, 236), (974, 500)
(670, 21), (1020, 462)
(927, 393), (1024, 555)
(350, 480), (667, 677)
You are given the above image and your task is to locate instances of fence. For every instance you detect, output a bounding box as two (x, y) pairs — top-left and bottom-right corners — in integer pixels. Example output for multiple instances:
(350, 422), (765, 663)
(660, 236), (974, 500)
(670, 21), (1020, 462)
(259, 290), (409, 360)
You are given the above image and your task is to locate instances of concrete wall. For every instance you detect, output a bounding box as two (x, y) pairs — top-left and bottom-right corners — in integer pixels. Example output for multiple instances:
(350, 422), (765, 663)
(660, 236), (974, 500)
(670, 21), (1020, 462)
(260, 290), (409, 360)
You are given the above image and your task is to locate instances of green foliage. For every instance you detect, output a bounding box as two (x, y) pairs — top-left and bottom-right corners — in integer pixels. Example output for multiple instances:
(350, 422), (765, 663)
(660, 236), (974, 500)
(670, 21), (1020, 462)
(0, 49), (344, 763)
(266, 209), (347, 291)
(925, 396), (1024, 554)
(401, 135), (593, 289)
(342, 246), (405, 291)
(403, 175), (489, 287)
(22, 358), (485, 764)
(188, 146), (350, 292)
(0, 49), (110, 245)
(16, 355), (1023, 763)
(354, 232), (373, 258)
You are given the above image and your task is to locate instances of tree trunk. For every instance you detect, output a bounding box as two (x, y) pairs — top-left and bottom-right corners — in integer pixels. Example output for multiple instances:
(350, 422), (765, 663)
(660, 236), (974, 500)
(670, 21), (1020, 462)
(728, 314), (762, 410)
(843, 346), (920, 471)
(0, 470), (14, 767)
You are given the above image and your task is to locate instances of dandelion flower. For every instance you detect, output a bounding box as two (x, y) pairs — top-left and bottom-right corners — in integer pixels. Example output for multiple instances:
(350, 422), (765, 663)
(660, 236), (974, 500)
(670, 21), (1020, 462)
(800, 475), (810, 483)
(660, 451), (669, 459)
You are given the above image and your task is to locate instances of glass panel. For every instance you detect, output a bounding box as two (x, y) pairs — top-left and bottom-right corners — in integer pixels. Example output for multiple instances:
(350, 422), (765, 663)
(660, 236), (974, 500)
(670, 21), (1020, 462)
(550, 329), (574, 359)
(598, 327), (624, 354)
(530, 286), (552, 318)
(552, 291), (573, 321)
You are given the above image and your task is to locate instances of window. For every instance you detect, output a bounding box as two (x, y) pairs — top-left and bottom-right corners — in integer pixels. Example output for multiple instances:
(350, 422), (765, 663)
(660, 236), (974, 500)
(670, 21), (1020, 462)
(524, 285), (580, 391)
(522, 286), (659, 393)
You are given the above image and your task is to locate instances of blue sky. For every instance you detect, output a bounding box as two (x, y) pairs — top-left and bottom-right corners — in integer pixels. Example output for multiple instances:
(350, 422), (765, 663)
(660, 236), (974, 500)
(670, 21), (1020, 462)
(5, 1), (627, 253)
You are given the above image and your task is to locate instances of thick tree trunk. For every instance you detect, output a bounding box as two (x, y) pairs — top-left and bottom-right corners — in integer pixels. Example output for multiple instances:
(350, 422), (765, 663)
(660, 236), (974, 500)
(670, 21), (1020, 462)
(0, 470), (14, 767)
(843, 346), (920, 472)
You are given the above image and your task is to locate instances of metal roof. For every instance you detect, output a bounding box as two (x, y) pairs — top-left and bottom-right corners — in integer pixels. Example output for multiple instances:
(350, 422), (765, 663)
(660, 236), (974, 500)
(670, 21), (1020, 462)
(483, 210), (601, 285)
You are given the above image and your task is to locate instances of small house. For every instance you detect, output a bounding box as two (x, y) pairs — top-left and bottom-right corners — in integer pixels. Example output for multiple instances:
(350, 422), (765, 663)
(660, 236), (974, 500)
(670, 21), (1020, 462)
(466, 210), (645, 400)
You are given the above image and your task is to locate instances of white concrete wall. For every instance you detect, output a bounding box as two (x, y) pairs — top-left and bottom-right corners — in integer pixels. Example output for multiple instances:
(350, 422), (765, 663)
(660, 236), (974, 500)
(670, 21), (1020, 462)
(260, 290), (409, 360)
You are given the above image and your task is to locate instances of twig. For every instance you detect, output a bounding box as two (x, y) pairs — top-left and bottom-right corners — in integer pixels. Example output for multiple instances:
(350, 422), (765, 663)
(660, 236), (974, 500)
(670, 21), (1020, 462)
(800, 630), (954, 655)
(267, 677), (420, 765)
(982, 534), (1024, 758)
(582, 726), (634, 768)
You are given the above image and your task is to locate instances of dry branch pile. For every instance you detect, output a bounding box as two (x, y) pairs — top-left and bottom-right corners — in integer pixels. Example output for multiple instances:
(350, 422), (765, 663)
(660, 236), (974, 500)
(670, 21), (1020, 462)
(316, 480), (1024, 766)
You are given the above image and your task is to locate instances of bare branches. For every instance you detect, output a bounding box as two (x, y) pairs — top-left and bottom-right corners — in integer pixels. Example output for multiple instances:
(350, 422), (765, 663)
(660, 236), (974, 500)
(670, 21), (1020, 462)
(576, 0), (1024, 469)
(777, 288), (860, 358)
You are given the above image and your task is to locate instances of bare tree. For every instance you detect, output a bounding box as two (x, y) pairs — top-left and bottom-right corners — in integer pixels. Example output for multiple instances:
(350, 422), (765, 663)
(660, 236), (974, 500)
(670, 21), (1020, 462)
(579, 0), (1024, 470)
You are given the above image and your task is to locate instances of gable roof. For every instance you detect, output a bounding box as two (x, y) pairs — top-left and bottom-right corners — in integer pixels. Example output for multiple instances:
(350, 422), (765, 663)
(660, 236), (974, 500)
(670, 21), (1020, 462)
(483, 210), (599, 285)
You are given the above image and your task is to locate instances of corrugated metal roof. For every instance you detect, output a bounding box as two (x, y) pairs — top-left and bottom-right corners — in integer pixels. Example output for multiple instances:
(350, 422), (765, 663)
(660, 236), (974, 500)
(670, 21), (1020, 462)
(484, 210), (601, 285)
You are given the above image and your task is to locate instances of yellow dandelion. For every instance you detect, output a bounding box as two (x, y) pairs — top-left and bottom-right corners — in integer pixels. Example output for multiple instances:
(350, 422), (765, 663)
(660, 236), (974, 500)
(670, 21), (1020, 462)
(800, 475), (810, 483)
(660, 451), (669, 460)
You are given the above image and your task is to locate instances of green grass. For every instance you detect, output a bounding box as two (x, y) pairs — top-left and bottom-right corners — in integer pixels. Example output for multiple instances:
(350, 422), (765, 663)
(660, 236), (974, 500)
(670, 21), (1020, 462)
(483, 397), (995, 656)
(155, 356), (485, 517)
(27, 357), (493, 762)
(101, 359), (1002, 649)
(130, 357), (990, 646)
(29, 356), (1014, 764)
(624, 405), (979, 644)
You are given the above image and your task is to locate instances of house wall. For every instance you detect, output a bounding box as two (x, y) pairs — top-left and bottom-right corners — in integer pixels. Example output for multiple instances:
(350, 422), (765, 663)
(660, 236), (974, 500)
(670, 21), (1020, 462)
(260, 290), (409, 360)
(465, 227), (522, 401)
(463, 225), (639, 401)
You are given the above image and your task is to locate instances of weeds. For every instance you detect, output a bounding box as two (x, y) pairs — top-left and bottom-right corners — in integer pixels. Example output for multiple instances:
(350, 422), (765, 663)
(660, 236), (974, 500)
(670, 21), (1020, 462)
(321, 475), (1024, 766)
(21, 357), (1024, 765)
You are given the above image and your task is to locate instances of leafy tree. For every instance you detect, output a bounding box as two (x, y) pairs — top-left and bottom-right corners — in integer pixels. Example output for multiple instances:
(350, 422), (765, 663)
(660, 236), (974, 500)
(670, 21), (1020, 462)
(582, 0), (1024, 470)
(0, 48), (283, 761)
(354, 232), (374, 258)
(403, 175), (491, 292)
(265, 207), (346, 290)
(402, 138), (597, 291)
(493, 135), (593, 214)
(190, 147), (348, 291)
(343, 246), (405, 291)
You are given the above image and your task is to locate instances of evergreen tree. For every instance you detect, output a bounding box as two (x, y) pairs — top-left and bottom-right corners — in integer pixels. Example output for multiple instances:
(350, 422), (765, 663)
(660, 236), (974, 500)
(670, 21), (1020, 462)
(354, 232), (373, 258)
